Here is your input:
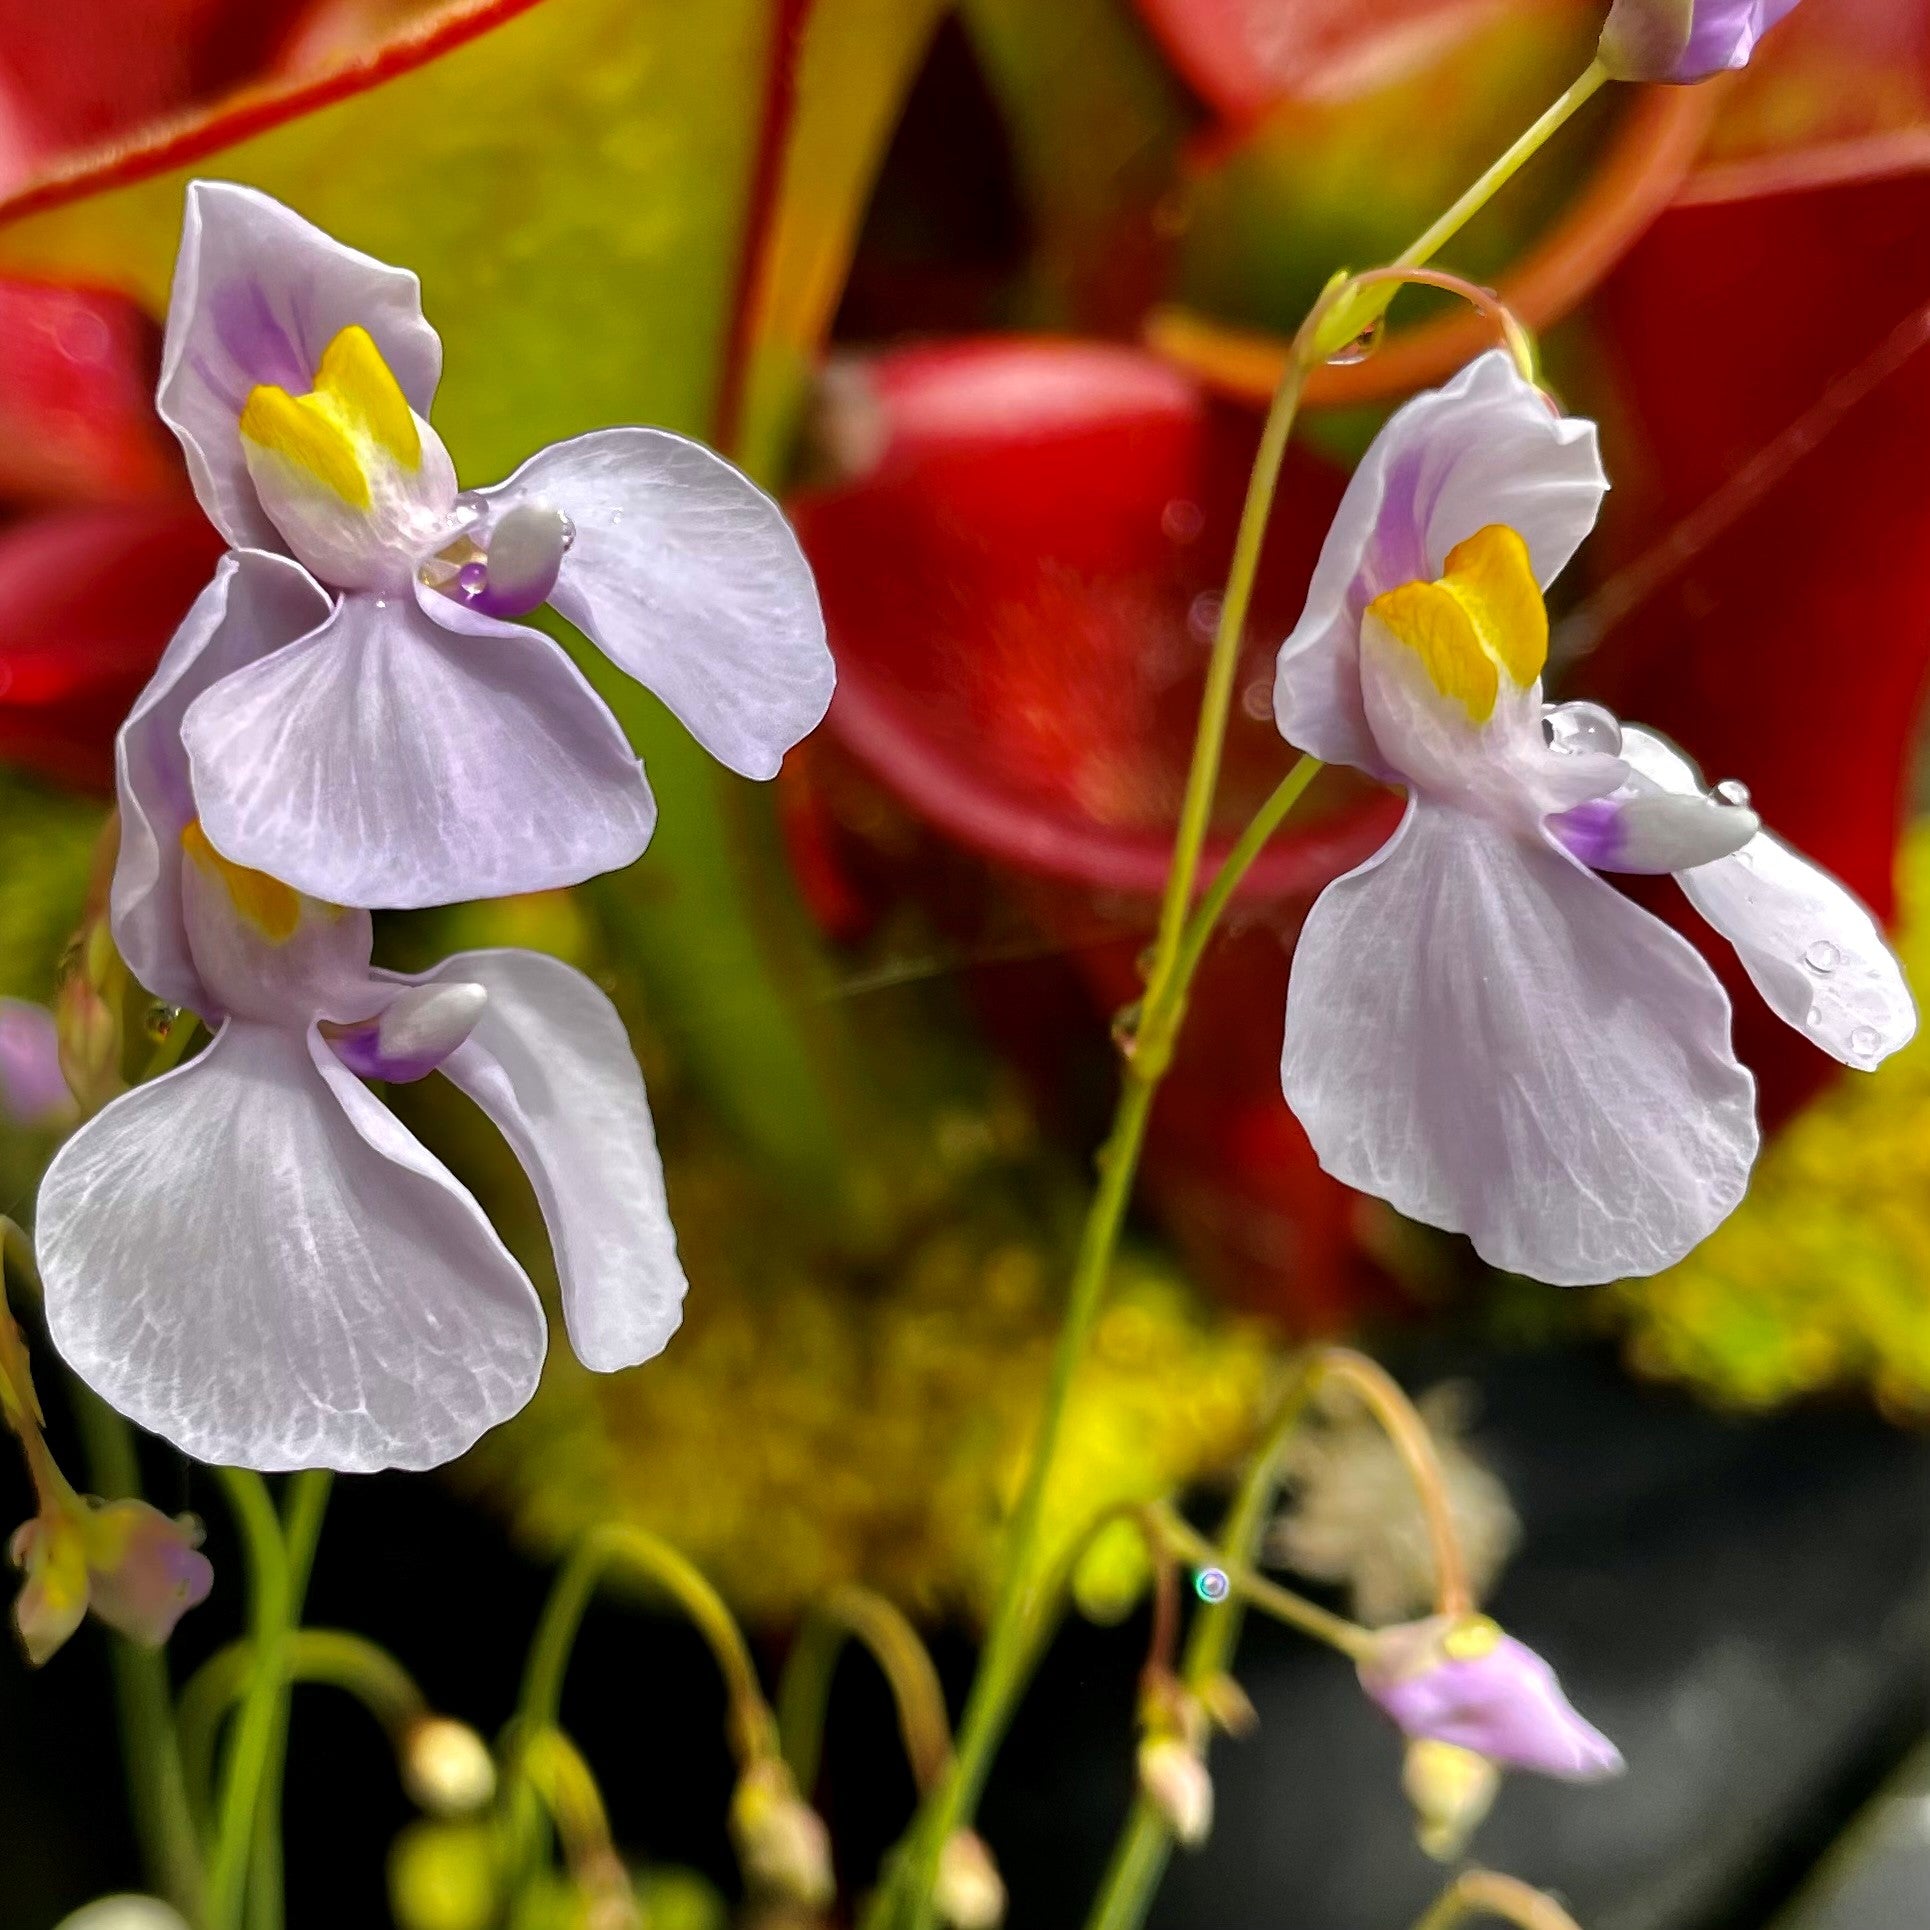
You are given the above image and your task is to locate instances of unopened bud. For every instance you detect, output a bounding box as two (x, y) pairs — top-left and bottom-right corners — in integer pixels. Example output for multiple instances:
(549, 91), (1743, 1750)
(934, 1830), (1006, 1930)
(730, 1758), (834, 1907)
(1197, 1671), (1258, 1739)
(388, 1818), (500, 1930)
(1403, 1738), (1499, 1862)
(1137, 1735), (1213, 1848)
(55, 971), (120, 1115)
(403, 1715), (498, 1817)
(54, 1900), (192, 1930)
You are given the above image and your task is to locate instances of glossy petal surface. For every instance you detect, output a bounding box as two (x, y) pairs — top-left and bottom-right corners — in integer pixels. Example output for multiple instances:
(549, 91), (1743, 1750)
(38, 1020), (546, 1472)
(1281, 802), (1758, 1283)
(181, 588), (656, 909)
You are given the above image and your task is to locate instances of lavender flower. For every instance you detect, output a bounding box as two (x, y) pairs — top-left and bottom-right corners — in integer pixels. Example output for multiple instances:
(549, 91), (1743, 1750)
(34, 552), (688, 1472)
(1358, 1614), (1623, 1781)
(1599, 0), (1803, 84)
(0, 1000), (73, 1128)
(153, 181), (831, 909)
(12, 1498), (214, 1665)
(1273, 351), (1912, 1284)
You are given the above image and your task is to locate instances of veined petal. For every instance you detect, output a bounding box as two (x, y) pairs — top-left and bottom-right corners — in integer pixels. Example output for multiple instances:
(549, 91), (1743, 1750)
(181, 590), (657, 910)
(37, 1020), (547, 1473)
(1619, 726), (1915, 1069)
(113, 549), (333, 1014)
(159, 182), (442, 552)
(422, 949), (686, 1374)
(1281, 801), (1758, 1284)
(464, 428), (832, 780)
(1275, 352), (1605, 772)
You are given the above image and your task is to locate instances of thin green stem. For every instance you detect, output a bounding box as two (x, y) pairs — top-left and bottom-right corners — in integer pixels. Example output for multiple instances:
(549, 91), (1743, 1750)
(247, 1472), (332, 1930)
(67, 1380), (205, 1922)
(206, 1469), (292, 1930)
(1315, 61), (1610, 358)
(1147, 1507), (1368, 1661)
(1083, 1368), (1319, 1930)
(1168, 757), (1324, 996)
(1412, 1870), (1586, 1930)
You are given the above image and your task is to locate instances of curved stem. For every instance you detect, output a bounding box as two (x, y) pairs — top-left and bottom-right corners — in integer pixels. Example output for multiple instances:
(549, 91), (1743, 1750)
(1147, 1507), (1369, 1661)
(1413, 1870), (1586, 1930)
(1314, 1350), (1469, 1616)
(779, 1584), (953, 1797)
(206, 1469), (292, 1930)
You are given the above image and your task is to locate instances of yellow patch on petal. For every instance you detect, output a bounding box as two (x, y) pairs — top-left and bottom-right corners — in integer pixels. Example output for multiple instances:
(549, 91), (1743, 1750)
(180, 820), (303, 943)
(1442, 524), (1547, 687)
(1365, 523), (1549, 722)
(313, 324), (421, 469)
(238, 382), (371, 508)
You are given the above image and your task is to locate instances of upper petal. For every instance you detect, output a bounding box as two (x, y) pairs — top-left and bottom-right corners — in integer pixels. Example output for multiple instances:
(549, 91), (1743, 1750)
(181, 589), (657, 909)
(113, 548), (334, 1014)
(37, 1020), (547, 1473)
(1282, 800), (1759, 1284)
(158, 182), (442, 551)
(1620, 726), (1916, 1069)
(1274, 352), (1605, 772)
(424, 949), (687, 1374)
(470, 428), (832, 780)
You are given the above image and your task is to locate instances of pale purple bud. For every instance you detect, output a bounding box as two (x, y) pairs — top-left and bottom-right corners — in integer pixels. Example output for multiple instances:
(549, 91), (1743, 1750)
(329, 982), (488, 1084)
(0, 1000), (75, 1128)
(1599, 0), (1803, 83)
(1358, 1615), (1623, 1781)
(82, 1501), (215, 1649)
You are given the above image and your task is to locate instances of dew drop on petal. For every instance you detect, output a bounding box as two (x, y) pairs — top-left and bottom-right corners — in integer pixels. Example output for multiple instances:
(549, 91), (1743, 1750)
(1714, 779), (1752, 807)
(457, 561), (488, 598)
(607, 506), (624, 525)
(1543, 702), (1622, 758)
(1803, 940), (1840, 975)
(143, 1003), (181, 1043)
(455, 490), (488, 529)
(1194, 1567), (1230, 1603)
(1852, 1025), (1882, 1061)
(556, 512), (577, 553)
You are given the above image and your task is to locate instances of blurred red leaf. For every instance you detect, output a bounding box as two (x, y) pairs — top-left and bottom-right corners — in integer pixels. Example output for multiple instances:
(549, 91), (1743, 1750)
(0, 503), (224, 790)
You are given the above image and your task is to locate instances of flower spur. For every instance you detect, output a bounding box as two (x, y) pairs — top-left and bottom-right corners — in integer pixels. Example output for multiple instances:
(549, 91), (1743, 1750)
(156, 180), (832, 909)
(35, 551), (689, 1472)
(1273, 351), (1912, 1285)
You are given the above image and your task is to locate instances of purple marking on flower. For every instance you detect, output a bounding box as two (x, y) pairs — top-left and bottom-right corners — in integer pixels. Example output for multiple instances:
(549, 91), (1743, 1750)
(210, 278), (311, 395)
(0, 1000), (72, 1127)
(1544, 797), (1624, 871)
(462, 501), (574, 618)
(328, 982), (488, 1084)
(1359, 1617), (1624, 1781)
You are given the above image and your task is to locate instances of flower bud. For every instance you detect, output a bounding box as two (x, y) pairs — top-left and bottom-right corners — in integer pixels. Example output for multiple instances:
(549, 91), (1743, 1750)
(55, 969), (120, 1117)
(1137, 1735), (1213, 1847)
(11, 1511), (90, 1665)
(934, 1830), (1006, 1930)
(730, 1758), (835, 1907)
(81, 1501), (214, 1649)
(403, 1715), (498, 1817)
(1402, 1739), (1499, 1861)
(0, 1000), (75, 1128)
(388, 1818), (500, 1930)
(55, 1899), (192, 1930)
(1598, 0), (1801, 85)
(1357, 1613), (1623, 1781)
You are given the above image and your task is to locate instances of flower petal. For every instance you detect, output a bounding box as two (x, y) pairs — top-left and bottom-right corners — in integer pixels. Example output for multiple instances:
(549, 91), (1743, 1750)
(81, 1502), (213, 1649)
(1620, 725), (1916, 1069)
(423, 949), (686, 1374)
(1281, 800), (1758, 1283)
(469, 428), (832, 780)
(1274, 352), (1605, 772)
(113, 548), (333, 1013)
(37, 1019), (547, 1472)
(158, 181), (442, 551)
(181, 589), (657, 910)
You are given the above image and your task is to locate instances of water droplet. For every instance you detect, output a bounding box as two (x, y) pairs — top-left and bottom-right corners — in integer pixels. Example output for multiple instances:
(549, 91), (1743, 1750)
(454, 490), (488, 528)
(372, 597), (389, 610)
(1326, 316), (1384, 367)
(1543, 702), (1622, 758)
(556, 512), (577, 553)
(1803, 940), (1840, 975)
(1194, 1567), (1230, 1604)
(1161, 498), (1204, 544)
(608, 507), (625, 525)
(1187, 592), (1222, 644)
(457, 561), (488, 598)
(1714, 779), (1752, 808)
(1852, 1024), (1882, 1061)
(1806, 1007), (1824, 1029)
(143, 1003), (181, 1043)
(1111, 1002), (1143, 1053)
